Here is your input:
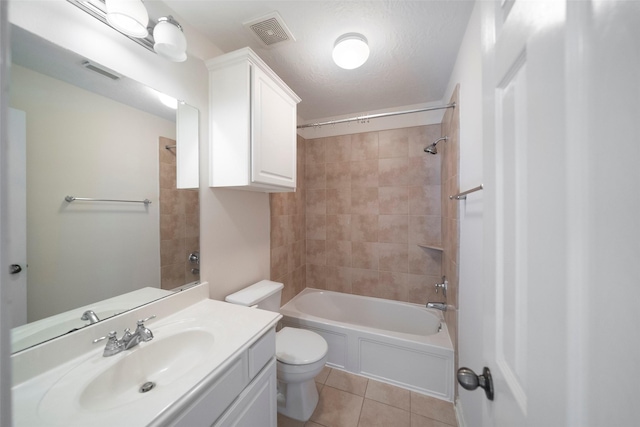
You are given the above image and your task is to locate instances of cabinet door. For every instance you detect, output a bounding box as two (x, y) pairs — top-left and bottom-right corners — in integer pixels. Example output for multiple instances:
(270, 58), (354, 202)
(251, 65), (297, 189)
(214, 358), (277, 427)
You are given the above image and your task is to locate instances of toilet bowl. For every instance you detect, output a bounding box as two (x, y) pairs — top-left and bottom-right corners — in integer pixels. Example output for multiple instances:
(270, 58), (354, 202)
(225, 281), (329, 422)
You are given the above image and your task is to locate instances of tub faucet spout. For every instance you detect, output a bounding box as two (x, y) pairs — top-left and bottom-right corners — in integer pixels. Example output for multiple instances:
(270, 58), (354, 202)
(426, 302), (447, 312)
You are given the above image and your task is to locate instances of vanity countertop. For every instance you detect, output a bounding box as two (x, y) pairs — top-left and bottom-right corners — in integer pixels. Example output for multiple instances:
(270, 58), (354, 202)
(12, 296), (281, 426)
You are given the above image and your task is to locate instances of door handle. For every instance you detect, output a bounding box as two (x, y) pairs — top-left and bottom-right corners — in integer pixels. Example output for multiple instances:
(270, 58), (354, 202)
(457, 367), (494, 401)
(10, 264), (22, 274)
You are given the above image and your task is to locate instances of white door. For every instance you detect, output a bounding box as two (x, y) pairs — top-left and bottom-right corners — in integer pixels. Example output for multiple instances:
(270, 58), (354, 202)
(8, 108), (27, 328)
(481, 0), (569, 424)
(478, 1), (640, 426)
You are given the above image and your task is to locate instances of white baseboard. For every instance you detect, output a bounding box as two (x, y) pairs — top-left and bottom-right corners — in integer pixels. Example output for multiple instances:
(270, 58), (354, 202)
(454, 397), (466, 427)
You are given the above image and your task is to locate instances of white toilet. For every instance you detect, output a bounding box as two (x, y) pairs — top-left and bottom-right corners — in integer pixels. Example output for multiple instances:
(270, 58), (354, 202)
(225, 280), (328, 422)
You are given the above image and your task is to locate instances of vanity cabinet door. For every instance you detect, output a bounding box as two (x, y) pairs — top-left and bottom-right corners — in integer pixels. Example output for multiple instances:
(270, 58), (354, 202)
(214, 358), (277, 427)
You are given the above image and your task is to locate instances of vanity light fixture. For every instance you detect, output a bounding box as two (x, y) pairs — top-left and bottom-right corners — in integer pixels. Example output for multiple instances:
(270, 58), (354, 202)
(153, 16), (188, 62)
(332, 33), (369, 70)
(105, 0), (149, 38)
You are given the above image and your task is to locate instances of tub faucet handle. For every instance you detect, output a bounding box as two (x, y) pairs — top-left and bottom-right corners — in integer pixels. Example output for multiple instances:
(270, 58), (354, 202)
(434, 276), (447, 298)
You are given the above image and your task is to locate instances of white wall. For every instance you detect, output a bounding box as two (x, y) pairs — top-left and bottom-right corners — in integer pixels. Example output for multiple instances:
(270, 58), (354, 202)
(11, 65), (174, 321)
(441, 2), (484, 425)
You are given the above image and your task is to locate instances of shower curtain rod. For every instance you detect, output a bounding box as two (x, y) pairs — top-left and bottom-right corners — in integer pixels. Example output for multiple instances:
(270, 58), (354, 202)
(296, 102), (456, 129)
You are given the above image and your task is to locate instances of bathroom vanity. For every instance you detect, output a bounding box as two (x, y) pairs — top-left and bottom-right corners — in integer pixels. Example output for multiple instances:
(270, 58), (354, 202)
(11, 283), (281, 426)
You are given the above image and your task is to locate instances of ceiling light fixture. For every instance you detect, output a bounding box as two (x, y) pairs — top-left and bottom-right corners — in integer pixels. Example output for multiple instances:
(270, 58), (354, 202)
(153, 16), (187, 62)
(332, 33), (369, 70)
(105, 0), (149, 38)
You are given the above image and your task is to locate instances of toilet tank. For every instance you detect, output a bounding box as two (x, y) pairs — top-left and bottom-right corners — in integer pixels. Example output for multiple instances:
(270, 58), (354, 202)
(225, 280), (284, 312)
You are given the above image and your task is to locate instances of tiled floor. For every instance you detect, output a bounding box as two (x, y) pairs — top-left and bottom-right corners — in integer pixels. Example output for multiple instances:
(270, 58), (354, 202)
(278, 366), (458, 427)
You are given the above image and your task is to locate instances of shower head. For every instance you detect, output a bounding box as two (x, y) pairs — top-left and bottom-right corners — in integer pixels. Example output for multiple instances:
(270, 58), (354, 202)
(424, 136), (448, 155)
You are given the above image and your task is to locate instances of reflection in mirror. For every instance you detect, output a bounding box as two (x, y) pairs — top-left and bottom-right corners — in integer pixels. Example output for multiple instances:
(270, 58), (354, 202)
(8, 25), (200, 353)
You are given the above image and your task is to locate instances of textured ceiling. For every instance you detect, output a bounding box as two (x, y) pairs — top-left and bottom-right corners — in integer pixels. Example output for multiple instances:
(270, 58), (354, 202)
(162, 0), (475, 121)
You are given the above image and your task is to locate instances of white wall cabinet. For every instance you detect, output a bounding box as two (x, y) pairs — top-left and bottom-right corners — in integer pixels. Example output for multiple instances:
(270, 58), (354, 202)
(206, 48), (300, 192)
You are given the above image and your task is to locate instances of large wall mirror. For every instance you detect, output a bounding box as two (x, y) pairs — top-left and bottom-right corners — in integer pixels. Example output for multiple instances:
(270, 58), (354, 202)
(8, 25), (200, 353)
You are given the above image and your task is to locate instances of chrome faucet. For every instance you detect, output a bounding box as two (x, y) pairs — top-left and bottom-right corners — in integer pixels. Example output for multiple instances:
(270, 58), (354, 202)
(81, 310), (100, 324)
(93, 315), (155, 357)
(426, 302), (447, 312)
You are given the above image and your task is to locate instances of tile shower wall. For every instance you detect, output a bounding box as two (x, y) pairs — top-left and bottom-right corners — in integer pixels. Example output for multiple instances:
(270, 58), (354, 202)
(302, 125), (443, 304)
(159, 136), (200, 290)
(441, 86), (460, 380)
(270, 136), (307, 304)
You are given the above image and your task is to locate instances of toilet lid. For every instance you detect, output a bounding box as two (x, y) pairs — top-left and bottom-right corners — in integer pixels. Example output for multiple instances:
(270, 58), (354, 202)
(276, 327), (328, 365)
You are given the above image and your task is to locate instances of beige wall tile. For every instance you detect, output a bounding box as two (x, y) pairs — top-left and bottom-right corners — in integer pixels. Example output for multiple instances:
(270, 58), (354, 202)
(306, 239), (326, 265)
(325, 266), (352, 293)
(306, 162), (326, 189)
(327, 161), (351, 189)
(379, 186), (409, 214)
(351, 214), (378, 243)
(306, 214), (326, 240)
(306, 264), (326, 289)
(327, 187), (352, 214)
(306, 189), (327, 214)
(409, 215), (442, 245)
(377, 271), (408, 301)
(352, 242), (378, 269)
(408, 245), (442, 276)
(306, 138), (325, 164)
(326, 134), (352, 162)
(351, 269), (379, 296)
(409, 156), (441, 185)
(327, 214), (352, 241)
(409, 185), (441, 216)
(379, 128), (409, 159)
(378, 215), (409, 243)
(271, 245), (289, 280)
(326, 240), (352, 267)
(351, 187), (379, 214)
(379, 157), (410, 186)
(406, 274), (441, 305)
(378, 243), (408, 272)
(351, 132), (379, 160)
(351, 159), (379, 188)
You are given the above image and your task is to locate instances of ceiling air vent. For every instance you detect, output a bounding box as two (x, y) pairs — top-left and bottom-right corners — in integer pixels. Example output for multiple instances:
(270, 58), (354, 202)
(244, 12), (296, 47)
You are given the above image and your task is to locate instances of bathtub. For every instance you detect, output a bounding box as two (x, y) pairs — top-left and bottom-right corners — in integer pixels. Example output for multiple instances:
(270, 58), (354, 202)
(280, 288), (454, 401)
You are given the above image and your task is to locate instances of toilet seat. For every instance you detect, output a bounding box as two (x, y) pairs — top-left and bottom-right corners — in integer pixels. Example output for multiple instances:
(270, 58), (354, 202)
(276, 327), (328, 365)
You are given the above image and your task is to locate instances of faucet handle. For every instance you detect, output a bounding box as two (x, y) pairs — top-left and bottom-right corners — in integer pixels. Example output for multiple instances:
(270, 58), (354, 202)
(137, 315), (156, 326)
(93, 330), (117, 344)
(136, 315), (155, 342)
(434, 276), (448, 298)
(93, 331), (124, 356)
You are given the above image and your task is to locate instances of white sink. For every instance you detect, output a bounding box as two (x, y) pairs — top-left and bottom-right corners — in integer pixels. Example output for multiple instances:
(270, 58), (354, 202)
(13, 298), (281, 427)
(77, 329), (214, 411)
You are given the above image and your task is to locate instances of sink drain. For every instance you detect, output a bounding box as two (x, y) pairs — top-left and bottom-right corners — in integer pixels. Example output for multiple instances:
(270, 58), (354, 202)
(139, 381), (156, 393)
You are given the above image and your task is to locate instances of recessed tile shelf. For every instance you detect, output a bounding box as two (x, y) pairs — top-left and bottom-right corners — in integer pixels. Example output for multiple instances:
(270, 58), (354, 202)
(417, 243), (443, 251)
